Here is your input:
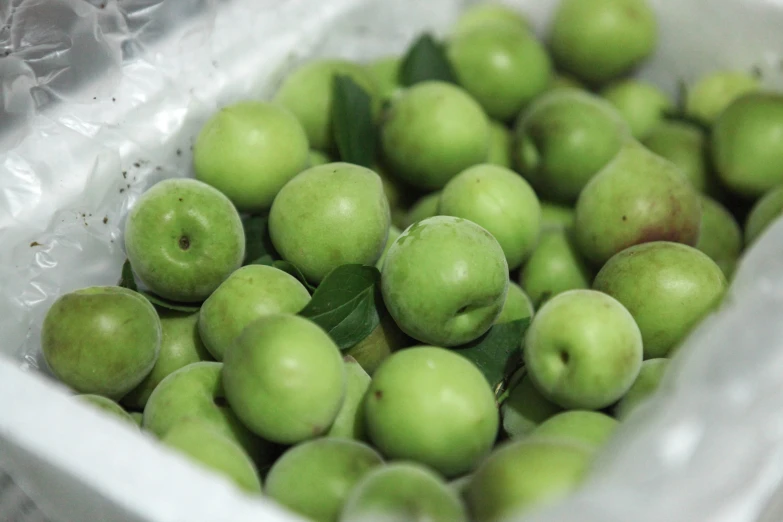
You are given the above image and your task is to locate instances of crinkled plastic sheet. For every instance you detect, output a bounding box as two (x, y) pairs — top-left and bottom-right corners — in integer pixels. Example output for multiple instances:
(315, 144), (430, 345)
(4, 0), (783, 521)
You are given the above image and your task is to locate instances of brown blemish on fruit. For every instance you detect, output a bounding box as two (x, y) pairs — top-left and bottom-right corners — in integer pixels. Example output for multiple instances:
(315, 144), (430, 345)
(179, 236), (191, 250)
(374, 390), (383, 399)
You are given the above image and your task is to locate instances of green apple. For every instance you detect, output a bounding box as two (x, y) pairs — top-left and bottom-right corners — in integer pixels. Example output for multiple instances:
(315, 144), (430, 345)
(447, 25), (551, 121)
(376, 225), (402, 270)
(451, 2), (530, 37)
(403, 191), (441, 228)
(540, 202), (575, 231)
(696, 195), (743, 278)
(222, 314), (345, 444)
(341, 462), (468, 522)
(124, 178), (245, 302)
(198, 265), (311, 361)
(273, 59), (377, 151)
(364, 346), (499, 478)
(514, 90), (630, 203)
(615, 358), (670, 419)
(593, 241), (728, 358)
(712, 92), (783, 197)
(381, 81), (490, 190)
(529, 410), (618, 449)
(193, 101), (309, 213)
(123, 310), (213, 410)
(643, 120), (710, 193)
(465, 439), (592, 522)
(310, 149), (333, 167)
(381, 216), (509, 346)
(265, 438), (383, 522)
(327, 356), (372, 440)
(486, 121), (512, 169)
(549, 0), (657, 85)
(496, 282), (535, 324)
(519, 229), (592, 308)
(367, 56), (401, 102)
(143, 361), (271, 464)
(269, 163), (390, 284)
(162, 420), (262, 494)
(574, 140), (702, 266)
(449, 474), (472, 500)
(501, 373), (562, 439)
(440, 164), (541, 270)
(524, 289), (643, 409)
(601, 80), (673, 140)
(686, 71), (760, 125)
(344, 308), (412, 376)
(42, 286), (160, 399)
(746, 185), (783, 246)
(130, 411), (143, 427)
(76, 395), (138, 427)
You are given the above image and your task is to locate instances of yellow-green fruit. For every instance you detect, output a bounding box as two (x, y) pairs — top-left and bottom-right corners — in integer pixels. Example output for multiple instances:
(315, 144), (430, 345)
(745, 185), (783, 246)
(601, 80), (673, 140)
(686, 71), (760, 125)
(344, 309), (411, 376)
(76, 395), (138, 427)
(367, 56), (401, 102)
(496, 283), (534, 324)
(643, 120), (710, 193)
(452, 2), (531, 37)
(404, 192), (441, 228)
(696, 195), (743, 278)
(326, 356), (372, 440)
(529, 410), (618, 450)
(501, 373), (562, 439)
(615, 358), (670, 419)
(486, 121), (512, 168)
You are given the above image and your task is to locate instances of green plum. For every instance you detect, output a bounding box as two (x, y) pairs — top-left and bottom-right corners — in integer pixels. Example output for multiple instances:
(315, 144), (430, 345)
(124, 178), (245, 302)
(686, 71), (760, 125)
(451, 2), (530, 36)
(193, 101), (309, 212)
(381, 81), (490, 190)
(615, 358), (670, 419)
(77, 395), (138, 427)
(198, 265), (311, 361)
(222, 314), (345, 444)
(344, 308), (412, 376)
(274, 59), (377, 151)
(42, 286), (161, 399)
(745, 185), (783, 246)
(403, 192), (441, 228)
(529, 410), (618, 449)
(514, 90), (630, 203)
(486, 121), (512, 168)
(496, 282), (534, 324)
(364, 347), (499, 478)
(327, 356), (372, 440)
(593, 242), (728, 358)
(549, 0), (657, 85)
(540, 202), (575, 231)
(265, 438), (383, 522)
(712, 92), (783, 197)
(123, 310), (213, 410)
(501, 373), (562, 439)
(524, 290), (643, 409)
(574, 141), (702, 266)
(439, 164), (541, 269)
(367, 56), (401, 102)
(381, 216), (509, 346)
(376, 225), (402, 270)
(696, 195), (743, 277)
(643, 120), (710, 193)
(269, 163), (390, 284)
(601, 80), (673, 140)
(130, 411), (143, 427)
(310, 149), (333, 167)
(341, 463), (468, 522)
(548, 73), (585, 92)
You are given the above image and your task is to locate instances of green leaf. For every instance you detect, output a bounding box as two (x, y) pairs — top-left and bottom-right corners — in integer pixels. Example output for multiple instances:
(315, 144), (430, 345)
(299, 264), (381, 350)
(332, 75), (377, 168)
(242, 214), (277, 266)
(400, 33), (458, 86)
(453, 318), (531, 394)
(118, 259), (199, 312)
(118, 259), (137, 291)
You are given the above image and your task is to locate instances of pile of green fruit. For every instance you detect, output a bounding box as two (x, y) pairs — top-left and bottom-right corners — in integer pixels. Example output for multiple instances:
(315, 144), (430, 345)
(39, 0), (783, 520)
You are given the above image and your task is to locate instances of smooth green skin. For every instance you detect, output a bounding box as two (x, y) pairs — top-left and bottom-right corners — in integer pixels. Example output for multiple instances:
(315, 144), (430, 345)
(448, 25), (551, 121)
(686, 71), (760, 125)
(540, 202), (575, 231)
(449, 474), (473, 500)
(42, 286), (161, 399)
(440, 164), (541, 270)
(342, 463), (468, 522)
(529, 411), (618, 449)
(123, 310), (213, 410)
(697, 195), (743, 278)
(593, 242), (728, 359)
(381, 216), (509, 346)
(162, 420), (262, 494)
(198, 265), (311, 361)
(466, 439), (592, 522)
(519, 229), (592, 308)
(364, 347), (499, 478)
(367, 57), (401, 102)
(77, 395), (138, 427)
(712, 93), (783, 198)
(265, 439), (383, 522)
(452, 3), (530, 37)
(501, 374), (562, 439)
(548, 74), (585, 92)
(574, 140), (702, 267)
(524, 290), (643, 410)
(344, 308), (411, 376)
(269, 163), (390, 284)
(376, 226), (402, 270)
(514, 90), (630, 203)
(381, 81), (490, 190)
(310, 149), (333, 167)
(549, 0), (657, 86)
(193, 101), (310, 213)
(223, 314), (345, 444)
(125, 178), (245, 302)
(746, 185), (783, 246)
(274, 59), (377, 151)
(615, 358), (669, 419)
(403, 192), (441, 228)
(643, 120), (710, 193)
(143, 361), (271, 464)
(327, 357), (371, 440)
(486, 121), (512, 169)
(496, 283), (534, 324)
(601, 80), (673, 140)
(130, 412), (144, 427)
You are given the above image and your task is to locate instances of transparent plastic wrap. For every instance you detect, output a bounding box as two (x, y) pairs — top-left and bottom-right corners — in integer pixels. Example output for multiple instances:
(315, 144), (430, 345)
(3, 0), (783, 521)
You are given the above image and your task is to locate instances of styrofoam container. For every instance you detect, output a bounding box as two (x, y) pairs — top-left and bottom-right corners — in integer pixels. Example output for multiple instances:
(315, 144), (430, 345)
(4, 0), (783, 521)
